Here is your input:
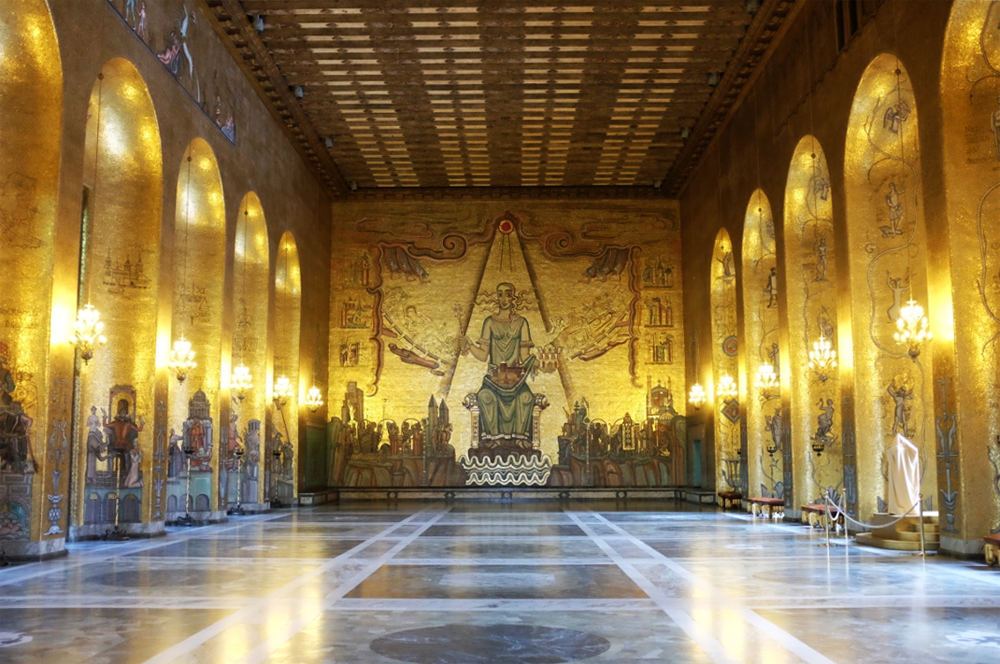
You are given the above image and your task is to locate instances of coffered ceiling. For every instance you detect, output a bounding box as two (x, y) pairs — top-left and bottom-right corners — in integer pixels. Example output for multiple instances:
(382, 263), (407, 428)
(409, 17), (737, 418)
(206, 0), (793, 198)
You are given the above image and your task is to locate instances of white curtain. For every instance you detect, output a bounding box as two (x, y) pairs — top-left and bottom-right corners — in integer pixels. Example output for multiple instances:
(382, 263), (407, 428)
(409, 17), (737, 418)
(887, 434), (920, 515)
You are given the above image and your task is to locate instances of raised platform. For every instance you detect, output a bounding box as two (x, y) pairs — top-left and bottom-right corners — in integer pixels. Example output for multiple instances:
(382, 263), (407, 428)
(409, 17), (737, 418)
(855, 512), (940, 552)
(298, 486), (716, 504)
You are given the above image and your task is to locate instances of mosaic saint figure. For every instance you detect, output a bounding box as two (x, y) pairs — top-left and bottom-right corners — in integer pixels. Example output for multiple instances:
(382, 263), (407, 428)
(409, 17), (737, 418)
(887, 381), (913, 437)
(461, 283), (536, 448)
(814, 236), (828, 282)
(103, 398), (144, 486)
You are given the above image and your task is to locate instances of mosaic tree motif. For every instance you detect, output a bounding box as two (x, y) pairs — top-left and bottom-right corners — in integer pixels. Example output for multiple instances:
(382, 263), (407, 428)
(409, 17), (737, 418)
(784, 136), (845, 510)
(741, 190), (783, 499)
(845, 55), (935, 520)
(711, 228), (741, 495)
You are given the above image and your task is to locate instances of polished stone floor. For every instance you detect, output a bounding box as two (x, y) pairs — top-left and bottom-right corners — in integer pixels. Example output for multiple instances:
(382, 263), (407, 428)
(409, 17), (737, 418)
(2, 500), (1000, 663)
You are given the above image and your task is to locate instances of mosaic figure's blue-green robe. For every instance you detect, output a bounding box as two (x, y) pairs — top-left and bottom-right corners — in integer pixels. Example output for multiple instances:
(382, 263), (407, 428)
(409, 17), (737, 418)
(476, 314), (535, 444)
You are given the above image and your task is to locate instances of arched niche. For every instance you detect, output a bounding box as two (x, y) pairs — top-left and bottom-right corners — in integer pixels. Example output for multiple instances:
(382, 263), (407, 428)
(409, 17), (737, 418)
(741, 190), (783, 500)
(845, 55), (935, 520)
(231, 192), (269, 507)
(784, 136), (842, 509)
(0, 0), (63, 543)
(940, 1), (999, 539)
(168, 138), (225, 511)
(272, 231), (301, 502)
(710, 228), (741, 497)
(76, 57), (162, 533)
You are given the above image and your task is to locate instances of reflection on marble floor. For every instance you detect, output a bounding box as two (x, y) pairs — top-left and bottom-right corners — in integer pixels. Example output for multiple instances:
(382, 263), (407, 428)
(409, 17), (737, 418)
(3, 500), (1000, 663)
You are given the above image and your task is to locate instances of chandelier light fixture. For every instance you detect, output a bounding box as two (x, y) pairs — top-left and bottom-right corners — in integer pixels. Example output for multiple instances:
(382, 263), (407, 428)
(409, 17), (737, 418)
(73, 303), (107, 365)
(807, 335), (837, 381)
(717, 373), (738, 399)
(231, 206), (253, 399)
(167, 335), (197, 383)
(688, 383), (706, 409)
(272, 239), (294, 409)
(273, 374), (293, 409)
(754, 361), (779, 397)
(231, 362), (253, 401)
(74, 70), (109, 366)
(893, 298), (932, 359)
(169, 152), (197, 383)
(305, 386), (323, 412)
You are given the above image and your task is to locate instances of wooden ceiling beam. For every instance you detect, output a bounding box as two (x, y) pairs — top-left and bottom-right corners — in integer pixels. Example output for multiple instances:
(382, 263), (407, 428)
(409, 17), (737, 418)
(215, 0), (350, 197)
(241, 0), (746, 13)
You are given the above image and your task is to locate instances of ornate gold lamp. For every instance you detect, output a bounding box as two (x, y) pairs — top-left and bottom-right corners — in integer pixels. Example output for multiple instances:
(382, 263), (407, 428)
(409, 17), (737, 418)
(73, 304), (107, 365)
(231, 363), (253, 401)
(807, 335), (837, 382)
(231, 207), (253, 400)
(167, 336), (197, 383)
(273, 374), (294, 409)
(170, 152), (197, 383)
(688, 383), (706, 409)
(305, 386), (323, 412)
(717, 373), (738, 399)
(754, 362), (779, 398)
(893, 298), (931, 358)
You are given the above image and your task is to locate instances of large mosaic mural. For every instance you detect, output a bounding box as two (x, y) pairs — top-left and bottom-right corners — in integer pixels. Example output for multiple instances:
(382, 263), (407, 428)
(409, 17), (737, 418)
(329, 201), (686, 489)
(105, 0), (237, 143)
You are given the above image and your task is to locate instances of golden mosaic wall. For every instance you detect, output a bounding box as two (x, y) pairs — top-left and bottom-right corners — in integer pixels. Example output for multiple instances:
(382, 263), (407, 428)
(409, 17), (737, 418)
(0, 0), (62, 543)
(741, 191), (782, 500)
(844, 55), (936, 520)
(940, 0), (1000, 539)
(783, 137), (843, 508)
(273, 232), (301, 500)
(168, 138), (225, 513)
(231, 193), (270, 506)
(329, 198), (685, 488)
(710, 228), (740, 495)
(74, 57), (163, 529)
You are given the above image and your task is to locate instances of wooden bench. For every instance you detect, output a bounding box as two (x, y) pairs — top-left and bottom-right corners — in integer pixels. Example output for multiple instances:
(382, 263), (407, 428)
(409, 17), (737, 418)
(801, 503), (842, 530)
(985, 534), (1000, 566)
(718, 490), (742, 510)
(748, 496), (785, 518)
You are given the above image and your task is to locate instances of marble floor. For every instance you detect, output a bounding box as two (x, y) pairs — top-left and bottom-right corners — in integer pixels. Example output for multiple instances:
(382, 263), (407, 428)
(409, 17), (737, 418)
(2, 500), (1000, 663)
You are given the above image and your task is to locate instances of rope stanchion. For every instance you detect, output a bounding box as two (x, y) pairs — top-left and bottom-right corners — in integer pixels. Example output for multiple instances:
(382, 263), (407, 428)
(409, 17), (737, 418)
(823, 491), (922, 532)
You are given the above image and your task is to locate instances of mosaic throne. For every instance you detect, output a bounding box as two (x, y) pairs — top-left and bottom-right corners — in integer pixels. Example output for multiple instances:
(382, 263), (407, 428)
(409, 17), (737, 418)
(459, 392), (552, 486)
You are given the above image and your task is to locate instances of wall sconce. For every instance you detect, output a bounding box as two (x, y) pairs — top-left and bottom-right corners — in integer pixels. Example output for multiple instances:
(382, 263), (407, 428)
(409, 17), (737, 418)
(717, 373), (738, 399)
(254, 14), (265, 33)
(294, 85), (304, 99)
(754, 362), (779, 398)
(305, 386), (323, 412)
(807, 335), (837, 382)
(688, 383), (706, 409)
(231, 363), (253, 401)
(273, 374), (294, 408)
(707, 72), (720, 87)
(72, 303), (107, 365)
(167, 336), (197, 383)
(893, 299), (932, 358)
